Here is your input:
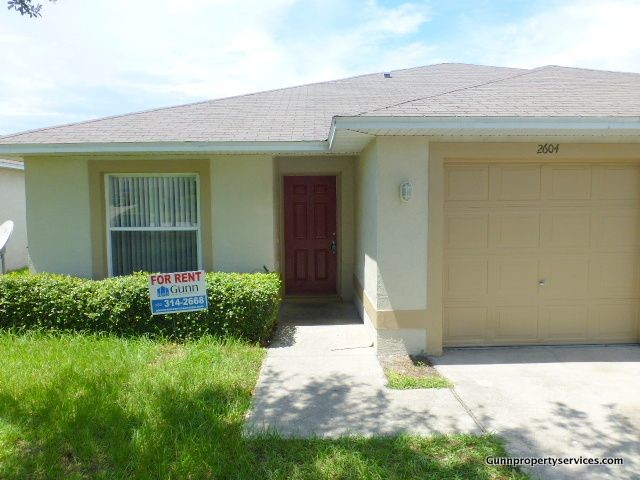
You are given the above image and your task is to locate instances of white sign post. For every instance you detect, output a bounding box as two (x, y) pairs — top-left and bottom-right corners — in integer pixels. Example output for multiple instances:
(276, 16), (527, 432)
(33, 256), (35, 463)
(149, 270), (208, 315)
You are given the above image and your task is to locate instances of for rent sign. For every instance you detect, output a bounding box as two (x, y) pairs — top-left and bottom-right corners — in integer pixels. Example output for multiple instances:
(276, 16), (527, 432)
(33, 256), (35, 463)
(149, 270), (208, 315)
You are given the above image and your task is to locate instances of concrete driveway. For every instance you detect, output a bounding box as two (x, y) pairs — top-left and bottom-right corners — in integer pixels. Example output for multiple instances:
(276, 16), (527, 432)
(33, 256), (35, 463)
(433, 346), (640, 480)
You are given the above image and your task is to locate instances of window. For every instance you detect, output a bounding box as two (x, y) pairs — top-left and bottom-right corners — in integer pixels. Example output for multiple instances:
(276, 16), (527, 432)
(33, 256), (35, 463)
(106, 174), (201, 276)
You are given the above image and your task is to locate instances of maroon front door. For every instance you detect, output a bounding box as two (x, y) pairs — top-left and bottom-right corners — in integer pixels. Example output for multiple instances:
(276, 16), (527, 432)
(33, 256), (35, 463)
(284, 176), (337, 295)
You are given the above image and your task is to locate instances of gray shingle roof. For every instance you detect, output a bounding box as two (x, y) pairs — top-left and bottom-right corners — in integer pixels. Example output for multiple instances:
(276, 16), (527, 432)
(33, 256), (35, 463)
(1, 63), (638, 145)
(363, 66), (640, 117)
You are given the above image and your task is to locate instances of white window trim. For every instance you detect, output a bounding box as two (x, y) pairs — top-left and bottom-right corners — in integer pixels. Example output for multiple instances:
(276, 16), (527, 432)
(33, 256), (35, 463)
(104, 172), (203, 277)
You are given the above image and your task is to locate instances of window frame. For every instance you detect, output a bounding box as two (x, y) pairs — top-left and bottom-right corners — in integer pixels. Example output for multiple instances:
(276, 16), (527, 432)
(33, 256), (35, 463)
(104, 172), (203, 277)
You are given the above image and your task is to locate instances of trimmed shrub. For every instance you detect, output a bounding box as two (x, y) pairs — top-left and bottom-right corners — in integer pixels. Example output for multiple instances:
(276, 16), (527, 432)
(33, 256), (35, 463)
(0, 272), (281, 342)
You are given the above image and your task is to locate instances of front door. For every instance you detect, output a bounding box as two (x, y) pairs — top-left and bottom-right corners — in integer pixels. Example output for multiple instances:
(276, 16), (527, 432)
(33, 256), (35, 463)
(284, 176), (337, 295)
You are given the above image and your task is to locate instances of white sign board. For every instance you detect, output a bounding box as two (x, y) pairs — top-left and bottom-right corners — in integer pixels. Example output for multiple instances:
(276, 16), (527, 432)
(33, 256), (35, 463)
(149, 270), (208, 315)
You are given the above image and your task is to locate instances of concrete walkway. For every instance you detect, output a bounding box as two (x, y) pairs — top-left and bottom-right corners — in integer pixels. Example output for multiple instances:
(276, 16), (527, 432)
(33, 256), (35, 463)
(245, 302), (479, 437)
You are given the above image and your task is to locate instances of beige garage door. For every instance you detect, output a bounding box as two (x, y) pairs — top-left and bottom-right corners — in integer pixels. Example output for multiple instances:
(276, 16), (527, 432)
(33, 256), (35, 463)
(444, 162), (640, 346)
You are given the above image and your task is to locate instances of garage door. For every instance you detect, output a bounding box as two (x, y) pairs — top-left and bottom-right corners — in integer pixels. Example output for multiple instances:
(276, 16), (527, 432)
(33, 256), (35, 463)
(444, 162), (640, 346)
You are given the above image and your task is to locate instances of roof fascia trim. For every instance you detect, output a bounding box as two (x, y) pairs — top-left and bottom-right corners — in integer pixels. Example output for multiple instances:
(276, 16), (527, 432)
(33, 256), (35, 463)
(0, 141), (330, 155)
(334, 116), (640, 131)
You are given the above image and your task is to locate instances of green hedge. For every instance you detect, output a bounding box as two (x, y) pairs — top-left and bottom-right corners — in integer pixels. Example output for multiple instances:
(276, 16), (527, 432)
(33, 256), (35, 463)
(0, 272), (281, 342)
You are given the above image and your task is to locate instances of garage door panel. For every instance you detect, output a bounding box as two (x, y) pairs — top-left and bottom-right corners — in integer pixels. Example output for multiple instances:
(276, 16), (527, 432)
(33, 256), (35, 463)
(444, 306), (488, 344)
(491, 212), (540, 248)
(594, 209), (640, 249)
(540, 305), (588, 340)
(591, 303), (639, 341)
(444, 162), (640, 347)
(445, 259), (488, 298)
(493, 165), (541, 201)
(542, 165), (592, 200)
(445, 214), (489, 249)
(591, 255), (639, 297)
(495, 306), (539, 340)
(491, 259), (539, 297)
(540, 257), (590, 298)
(445, 165), (489, 201)
(540, 211), (591, 248)
(595, 166), (640, 200)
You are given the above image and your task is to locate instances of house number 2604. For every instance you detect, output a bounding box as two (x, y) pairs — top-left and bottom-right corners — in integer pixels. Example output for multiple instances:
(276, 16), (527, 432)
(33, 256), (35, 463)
(537, 143), (560, 154)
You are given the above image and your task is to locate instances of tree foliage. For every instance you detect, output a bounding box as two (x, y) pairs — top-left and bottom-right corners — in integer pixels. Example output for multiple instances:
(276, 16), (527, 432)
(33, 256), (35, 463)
(7, 0), (56, 18)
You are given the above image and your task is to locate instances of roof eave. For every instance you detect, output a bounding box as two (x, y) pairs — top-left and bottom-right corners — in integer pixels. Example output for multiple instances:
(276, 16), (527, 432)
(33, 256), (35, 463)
(0, 159), (24, 170)
(0, 140), (330, 156)
(1, 116), (639, 156)
(332, 115), (640, 131)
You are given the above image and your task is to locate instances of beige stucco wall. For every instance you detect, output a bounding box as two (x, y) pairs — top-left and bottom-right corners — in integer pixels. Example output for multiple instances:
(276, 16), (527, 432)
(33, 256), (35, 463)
(277, 156), (355, 300)
(24, 157), (93, 277)
(376, 137), (430, 354)
(0, 166), (28, 272)
(353, 137), (431, 354)
(211, 155), (276, 273)
(354, 142), (378, 305)
(376, 137), (429, 311)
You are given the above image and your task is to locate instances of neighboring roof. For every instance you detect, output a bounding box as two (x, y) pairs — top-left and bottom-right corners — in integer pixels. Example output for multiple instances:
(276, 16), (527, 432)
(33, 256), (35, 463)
(0, 159), (24, 171)
(0, 63), (638, 149)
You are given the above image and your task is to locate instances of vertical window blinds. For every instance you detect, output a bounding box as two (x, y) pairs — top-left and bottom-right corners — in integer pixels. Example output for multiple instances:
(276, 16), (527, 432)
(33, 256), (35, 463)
(107, 175), (200, 276)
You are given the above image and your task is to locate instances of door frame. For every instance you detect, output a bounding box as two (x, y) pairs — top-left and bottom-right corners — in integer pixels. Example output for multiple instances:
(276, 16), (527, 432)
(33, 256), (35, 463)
(280, 173), (341, 296)
(276, 156), (356, 301)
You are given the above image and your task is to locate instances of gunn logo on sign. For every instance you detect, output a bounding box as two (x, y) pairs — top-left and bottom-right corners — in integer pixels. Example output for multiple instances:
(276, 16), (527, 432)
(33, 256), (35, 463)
(156, 286), (170, 297)
(149, 270), (208, 315)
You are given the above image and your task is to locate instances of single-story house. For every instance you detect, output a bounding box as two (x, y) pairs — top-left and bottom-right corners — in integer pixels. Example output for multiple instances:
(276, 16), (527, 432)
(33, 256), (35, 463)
(0, 159), (28, 272)
(1, 63), (639, 354)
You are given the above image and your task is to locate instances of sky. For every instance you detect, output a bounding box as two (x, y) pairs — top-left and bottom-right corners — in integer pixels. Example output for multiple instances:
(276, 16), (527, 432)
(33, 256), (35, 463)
(1, 0), (639, 135)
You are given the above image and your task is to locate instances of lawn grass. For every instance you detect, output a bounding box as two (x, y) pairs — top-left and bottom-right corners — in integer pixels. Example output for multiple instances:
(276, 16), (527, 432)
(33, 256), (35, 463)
(0, 332), (527, 479)
(381, 355), (454, 390)
(386, 370), (453, 389)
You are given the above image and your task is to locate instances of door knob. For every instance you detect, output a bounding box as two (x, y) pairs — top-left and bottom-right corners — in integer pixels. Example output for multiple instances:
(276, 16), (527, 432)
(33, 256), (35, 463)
(538, 279), (546, 287)
(329, 239), (337, 254)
